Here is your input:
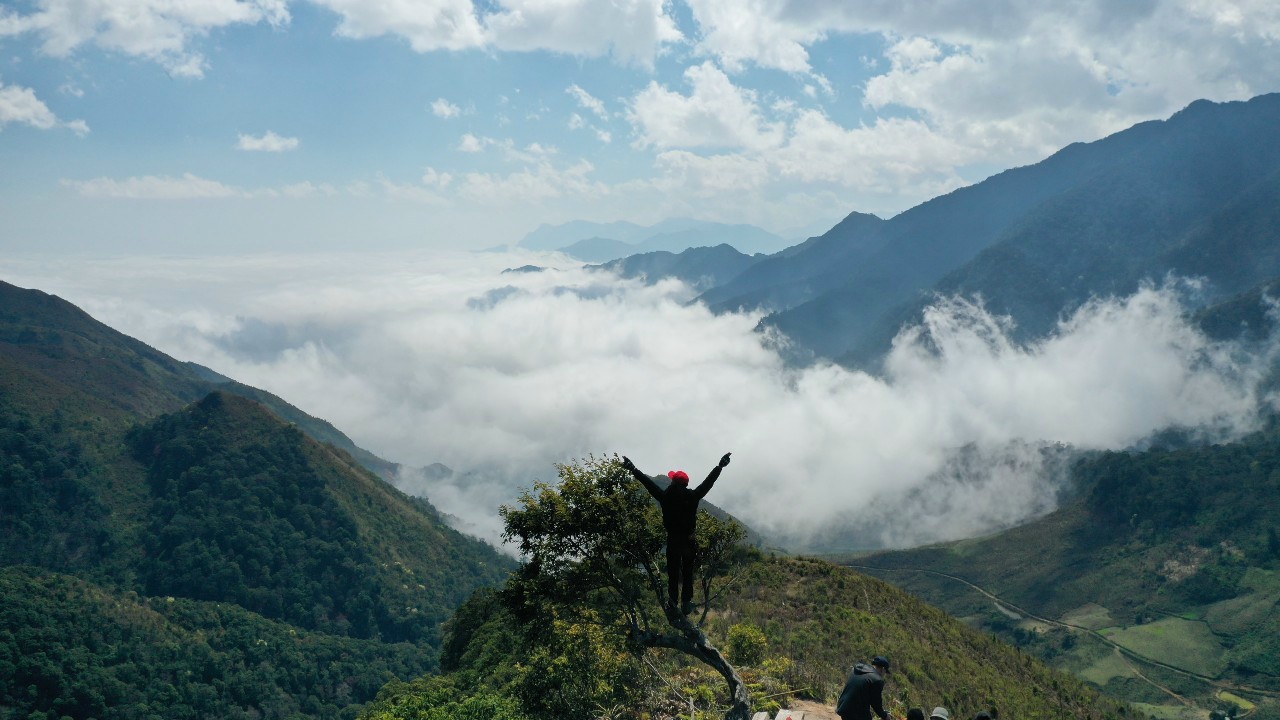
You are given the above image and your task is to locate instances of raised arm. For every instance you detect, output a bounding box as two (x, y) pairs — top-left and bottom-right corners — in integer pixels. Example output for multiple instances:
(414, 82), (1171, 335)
(621, 456), (663, 501)
(693, 452), (731, 499)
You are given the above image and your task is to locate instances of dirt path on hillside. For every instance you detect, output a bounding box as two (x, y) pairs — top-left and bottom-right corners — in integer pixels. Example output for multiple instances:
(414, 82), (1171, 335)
(848, 564), (1280, 705)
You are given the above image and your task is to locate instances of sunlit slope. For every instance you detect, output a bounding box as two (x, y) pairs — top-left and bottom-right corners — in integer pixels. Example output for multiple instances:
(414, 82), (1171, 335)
(854, 430), (1280, 717)
(387, 555), (1132, 720)
(1, 279), (516, 718)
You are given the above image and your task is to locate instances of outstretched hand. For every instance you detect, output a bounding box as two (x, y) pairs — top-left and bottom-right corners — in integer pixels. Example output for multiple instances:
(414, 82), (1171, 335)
(621, 455), (635, 470)
(719, 452), (731, 468)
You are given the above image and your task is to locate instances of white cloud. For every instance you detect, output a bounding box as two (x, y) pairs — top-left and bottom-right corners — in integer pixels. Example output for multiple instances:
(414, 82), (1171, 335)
(0, 0), (290, 78)
(280, 181), (337, 197)
(484, 0), (682, 68)
(431, 98), (461, 118)
(566, 84), (608, 119)
(236, 130), (300, 152)
(309, 0), (680, 66)
(0, 80), (88, 135)
(622, 68), (972, 209)
(9, 255), (1270, 550)
(457, 133), (487, 152)
(456, 159), (602, 204)
(304, 0), (483, 51)
(62, 173), (249, 199)
(629, 62), (785, 151)
(682, 0), (824, 73)
(667, 0), (1280, 195)
(566, 88), (613, 144)
(421, 166), (453, 188)
(61, 173), (341, 200)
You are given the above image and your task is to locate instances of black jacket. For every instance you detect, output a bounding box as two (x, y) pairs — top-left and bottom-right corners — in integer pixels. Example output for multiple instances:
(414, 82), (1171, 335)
(836, 663), (888, 720)
(625, 463), (721, 537)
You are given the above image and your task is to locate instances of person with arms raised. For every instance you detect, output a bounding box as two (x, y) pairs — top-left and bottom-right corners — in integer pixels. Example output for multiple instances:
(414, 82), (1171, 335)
(620, 452), (731, 615)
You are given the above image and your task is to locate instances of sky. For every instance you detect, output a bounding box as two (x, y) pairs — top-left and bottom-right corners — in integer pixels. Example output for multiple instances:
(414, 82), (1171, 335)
(4, 1), (1280, 551)
(3, 0), (1280, 252)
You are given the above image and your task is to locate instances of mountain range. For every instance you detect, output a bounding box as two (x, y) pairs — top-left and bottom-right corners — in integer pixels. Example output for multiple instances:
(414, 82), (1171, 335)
(518, 218), (791, 261)
(620, 94), (1280, 368)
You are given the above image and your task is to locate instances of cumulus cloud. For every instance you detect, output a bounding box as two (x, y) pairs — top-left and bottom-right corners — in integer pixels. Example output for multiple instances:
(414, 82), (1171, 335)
(629, 62), (785, 151)
(0, 80), (88, 135)
(431, 98), (461, 118)
(309, 0), (679, 65)
(237, 130), (300, 152)
(9, 252), (1272, 550)
(628, 0), (1280, 219)
(625, 68), (971, 207)
(457, 133), (487, 152)
(484, 0), (681, 68)
(0, 0), (289, 78)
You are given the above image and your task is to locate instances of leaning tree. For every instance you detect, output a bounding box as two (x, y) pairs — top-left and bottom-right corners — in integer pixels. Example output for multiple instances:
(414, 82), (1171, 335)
(501, 454), (753, 720)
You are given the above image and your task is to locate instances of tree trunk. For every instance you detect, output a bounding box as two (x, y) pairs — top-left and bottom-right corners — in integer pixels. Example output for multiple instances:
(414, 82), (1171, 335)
(633, 609), (752, 720)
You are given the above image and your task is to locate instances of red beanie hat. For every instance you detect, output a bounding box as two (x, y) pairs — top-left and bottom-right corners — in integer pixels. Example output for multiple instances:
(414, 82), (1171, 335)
(668, 470), (690, 485)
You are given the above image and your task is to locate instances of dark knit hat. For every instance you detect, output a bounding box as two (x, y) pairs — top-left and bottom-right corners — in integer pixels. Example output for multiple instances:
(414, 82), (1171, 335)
(872, 656), (890, 670)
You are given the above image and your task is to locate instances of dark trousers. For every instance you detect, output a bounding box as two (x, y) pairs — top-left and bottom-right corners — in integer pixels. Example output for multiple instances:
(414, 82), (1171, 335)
(666, 534), (697, 606)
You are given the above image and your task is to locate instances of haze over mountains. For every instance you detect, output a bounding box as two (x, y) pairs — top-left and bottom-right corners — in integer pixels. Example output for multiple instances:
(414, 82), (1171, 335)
(611, 94), (1280, 369)
(518, 217), (792, 261)
(8, 95), (1280, 560)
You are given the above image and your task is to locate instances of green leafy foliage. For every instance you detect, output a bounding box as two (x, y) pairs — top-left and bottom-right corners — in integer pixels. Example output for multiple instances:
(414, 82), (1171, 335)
(726, 623), (768, 667)
(374, 456), (1129, 720)
(0, 566), (435, 720)
(856, 428), (1280, 713)
(1, 281), (517, 718)
(360, 676), (527, 720)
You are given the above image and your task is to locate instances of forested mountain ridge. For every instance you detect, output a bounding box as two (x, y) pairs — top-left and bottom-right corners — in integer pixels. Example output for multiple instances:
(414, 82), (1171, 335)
(853, 425), (1280, 718)
(673, 93), (1280, 365)
(0, 280), (515, 718)
(836, 95), (1280, 365)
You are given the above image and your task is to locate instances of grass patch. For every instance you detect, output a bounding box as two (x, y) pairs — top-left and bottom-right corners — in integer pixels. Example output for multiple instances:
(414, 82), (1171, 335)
(1106, 617), (1229, 677)
(1131, 702), (1202, 720)
(1241, 567), (1280, 593)
(1061, 603), (1115, 631)
(1078, 650), (1136, 688)
(1217, 691), (1256, 711)
(1202, 589), (1280, 636)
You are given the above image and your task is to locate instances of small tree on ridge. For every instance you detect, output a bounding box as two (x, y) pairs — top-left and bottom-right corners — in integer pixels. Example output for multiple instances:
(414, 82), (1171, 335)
(500, 454), (752, 720)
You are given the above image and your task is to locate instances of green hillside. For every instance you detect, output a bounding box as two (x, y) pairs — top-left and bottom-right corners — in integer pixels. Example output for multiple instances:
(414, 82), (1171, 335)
(0, 280), (515, 718)
(0, 566), (430, 720)
(853, 430), (1280, 719)
(363, 555), (1135, 720)
(359, 456), (1133, 720)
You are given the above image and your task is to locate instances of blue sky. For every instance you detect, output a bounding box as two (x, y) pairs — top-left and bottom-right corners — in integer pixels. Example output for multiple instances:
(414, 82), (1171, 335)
(3, 0), (1280, 253)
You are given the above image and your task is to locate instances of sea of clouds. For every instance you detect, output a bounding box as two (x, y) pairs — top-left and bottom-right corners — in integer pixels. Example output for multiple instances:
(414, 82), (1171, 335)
(4, 250), (1275, 551)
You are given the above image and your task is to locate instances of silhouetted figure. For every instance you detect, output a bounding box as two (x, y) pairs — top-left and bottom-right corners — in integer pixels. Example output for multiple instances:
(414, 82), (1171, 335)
(621, 452), (730, 614)
(836, 656), (891, 720)
(907, 709), (925, 720)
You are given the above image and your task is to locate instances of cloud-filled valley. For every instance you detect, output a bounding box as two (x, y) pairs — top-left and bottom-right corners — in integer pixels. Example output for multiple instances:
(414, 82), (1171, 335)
(5, 251), (1274, 550)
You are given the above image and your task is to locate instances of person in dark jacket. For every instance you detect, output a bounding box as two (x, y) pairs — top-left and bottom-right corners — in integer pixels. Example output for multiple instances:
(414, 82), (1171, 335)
(621, 452), (730, 615)
(836, 656), (891, 720)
